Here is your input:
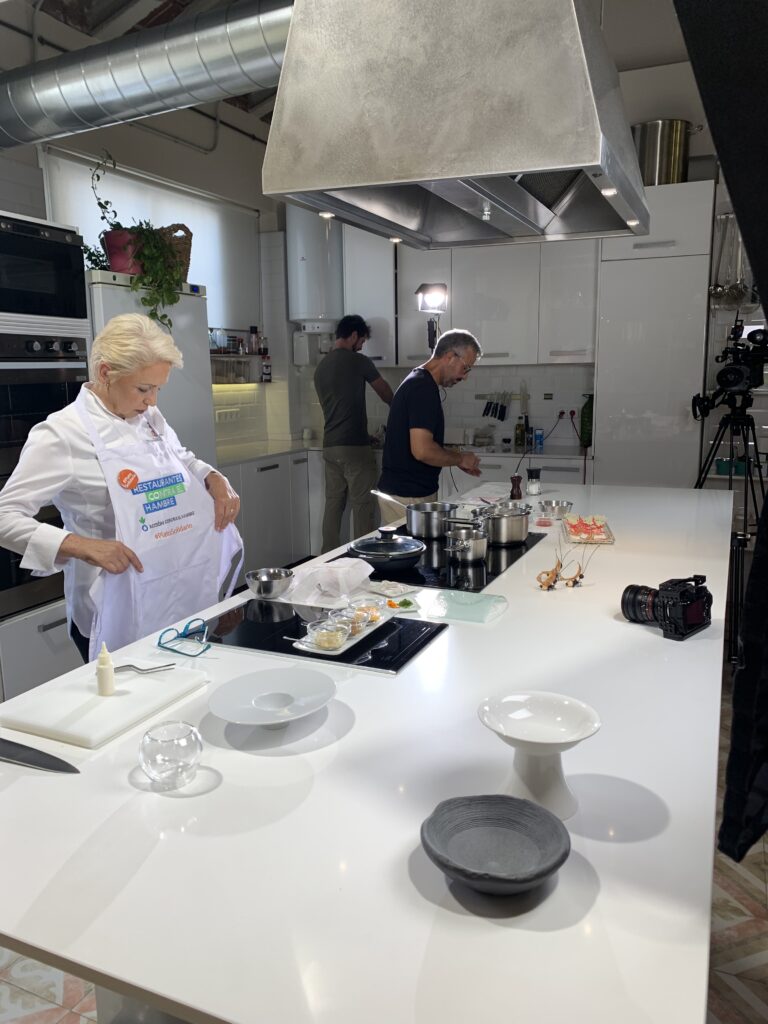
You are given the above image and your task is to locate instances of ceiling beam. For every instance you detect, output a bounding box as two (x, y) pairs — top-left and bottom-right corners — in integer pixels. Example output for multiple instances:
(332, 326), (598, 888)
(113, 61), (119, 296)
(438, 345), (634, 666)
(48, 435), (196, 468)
(89, 0), (167, 38)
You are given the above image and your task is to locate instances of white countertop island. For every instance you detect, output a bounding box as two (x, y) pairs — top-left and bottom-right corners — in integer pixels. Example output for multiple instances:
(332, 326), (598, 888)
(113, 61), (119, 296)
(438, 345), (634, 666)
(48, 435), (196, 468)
(0, 484), (733, 1024)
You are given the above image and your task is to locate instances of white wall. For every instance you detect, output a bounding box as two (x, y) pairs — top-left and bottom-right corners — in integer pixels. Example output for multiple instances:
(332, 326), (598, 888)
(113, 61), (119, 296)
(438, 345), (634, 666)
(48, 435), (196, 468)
(618, 62), (715, 159)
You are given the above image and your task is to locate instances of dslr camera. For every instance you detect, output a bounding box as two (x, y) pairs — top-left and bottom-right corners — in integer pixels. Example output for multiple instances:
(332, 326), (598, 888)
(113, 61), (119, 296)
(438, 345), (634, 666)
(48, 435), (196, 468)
(621, 575), (712, 641)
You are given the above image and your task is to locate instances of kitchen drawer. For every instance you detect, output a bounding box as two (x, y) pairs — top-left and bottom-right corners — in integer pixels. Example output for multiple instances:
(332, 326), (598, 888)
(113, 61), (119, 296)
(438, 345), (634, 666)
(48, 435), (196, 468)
(601, 181), (714, 261)
(537, 461), (592, 485)
(0, 599), (82, 700)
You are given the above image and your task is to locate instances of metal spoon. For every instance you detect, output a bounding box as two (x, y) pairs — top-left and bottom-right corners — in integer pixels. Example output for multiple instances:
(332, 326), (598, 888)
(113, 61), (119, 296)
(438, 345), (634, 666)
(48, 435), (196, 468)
(114, 663), (176, 674)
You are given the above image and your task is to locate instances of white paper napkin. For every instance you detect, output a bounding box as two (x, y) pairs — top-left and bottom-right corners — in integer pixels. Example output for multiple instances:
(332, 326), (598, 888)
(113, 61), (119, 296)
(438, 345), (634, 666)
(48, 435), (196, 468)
(284, 558), (374, 609)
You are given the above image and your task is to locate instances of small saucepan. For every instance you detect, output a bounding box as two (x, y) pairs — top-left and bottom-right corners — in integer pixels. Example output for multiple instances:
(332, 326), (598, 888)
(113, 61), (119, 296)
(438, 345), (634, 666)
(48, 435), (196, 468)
(444, 526), (488, 564)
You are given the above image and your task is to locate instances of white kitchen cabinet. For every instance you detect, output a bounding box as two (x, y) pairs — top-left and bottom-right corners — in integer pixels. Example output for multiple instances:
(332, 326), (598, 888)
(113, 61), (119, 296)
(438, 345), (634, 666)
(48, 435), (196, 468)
(240, 455), (293, 569)
(0, 599), (82, 700)
(593, 255), (710, 487)
(289, 452), (311, 562)
(601, 181), (714, 261)
(451, 244), (540, 364)
(343, 225), (396, 366)
(224, 462), (246, 589)
(396, 246), (452, 366)
(538, 240), (598, 364)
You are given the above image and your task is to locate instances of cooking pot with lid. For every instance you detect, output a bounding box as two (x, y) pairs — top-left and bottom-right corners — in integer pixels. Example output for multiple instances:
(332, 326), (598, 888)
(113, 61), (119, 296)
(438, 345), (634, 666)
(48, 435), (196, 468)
(347, 531), (426, 572)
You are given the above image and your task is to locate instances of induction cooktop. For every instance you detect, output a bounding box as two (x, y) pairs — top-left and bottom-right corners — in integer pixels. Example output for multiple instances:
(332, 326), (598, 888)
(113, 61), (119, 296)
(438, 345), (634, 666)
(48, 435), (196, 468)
(340, 529), (546, 593)
(202, 600), (447, 674)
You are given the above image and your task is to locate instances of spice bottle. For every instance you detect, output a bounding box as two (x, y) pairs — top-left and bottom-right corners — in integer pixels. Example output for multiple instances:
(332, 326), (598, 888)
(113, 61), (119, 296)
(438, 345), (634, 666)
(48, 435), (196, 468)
(249, 325), (259, 355)
(526, 467), (542, 496)
(509, 475), (523, 500)
(514, 417), (525, 451)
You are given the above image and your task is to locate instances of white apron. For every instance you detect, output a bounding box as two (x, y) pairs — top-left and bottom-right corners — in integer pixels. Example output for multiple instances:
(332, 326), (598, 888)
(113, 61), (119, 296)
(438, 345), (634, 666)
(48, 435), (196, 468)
(75, 390), (243, 661)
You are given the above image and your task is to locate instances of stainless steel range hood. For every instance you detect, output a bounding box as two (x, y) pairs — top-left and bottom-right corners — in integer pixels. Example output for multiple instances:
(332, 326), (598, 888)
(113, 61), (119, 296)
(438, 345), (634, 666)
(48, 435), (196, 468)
(262, 0), (649, 248)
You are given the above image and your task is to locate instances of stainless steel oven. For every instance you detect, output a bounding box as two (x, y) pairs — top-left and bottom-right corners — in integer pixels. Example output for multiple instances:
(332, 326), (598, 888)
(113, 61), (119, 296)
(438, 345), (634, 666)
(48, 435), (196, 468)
(0, 332), (88, 617)
(0, 212), (86, 320)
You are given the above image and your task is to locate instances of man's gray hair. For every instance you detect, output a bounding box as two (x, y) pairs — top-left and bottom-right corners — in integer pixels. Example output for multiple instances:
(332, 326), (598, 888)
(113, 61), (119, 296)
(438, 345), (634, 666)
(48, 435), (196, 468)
(433, 329), (482, 360)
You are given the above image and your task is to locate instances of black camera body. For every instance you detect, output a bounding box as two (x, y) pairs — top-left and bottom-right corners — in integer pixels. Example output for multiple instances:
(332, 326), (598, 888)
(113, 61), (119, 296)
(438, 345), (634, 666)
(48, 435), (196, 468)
(621, 575), (713, 641)
(715, 327), (768, 393)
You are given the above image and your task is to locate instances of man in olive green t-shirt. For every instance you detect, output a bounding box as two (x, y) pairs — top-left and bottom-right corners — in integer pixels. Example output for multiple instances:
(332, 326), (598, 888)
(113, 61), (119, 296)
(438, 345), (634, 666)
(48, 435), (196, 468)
(314, 315), (393, 552)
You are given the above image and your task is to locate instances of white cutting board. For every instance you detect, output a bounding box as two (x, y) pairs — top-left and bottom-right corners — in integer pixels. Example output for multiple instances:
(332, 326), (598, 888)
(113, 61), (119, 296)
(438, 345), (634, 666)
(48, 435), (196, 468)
(0, 663), (208, 749)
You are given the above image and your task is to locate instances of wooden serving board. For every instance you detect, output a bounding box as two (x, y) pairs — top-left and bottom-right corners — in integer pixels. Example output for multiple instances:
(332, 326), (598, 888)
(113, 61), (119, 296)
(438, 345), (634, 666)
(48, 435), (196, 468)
(0, 663), (208, 749)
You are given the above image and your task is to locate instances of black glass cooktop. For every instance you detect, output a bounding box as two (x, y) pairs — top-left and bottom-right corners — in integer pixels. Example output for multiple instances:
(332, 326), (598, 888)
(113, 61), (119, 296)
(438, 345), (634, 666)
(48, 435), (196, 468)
(340, 529), (546, 593)
(202, 600), (447, 674)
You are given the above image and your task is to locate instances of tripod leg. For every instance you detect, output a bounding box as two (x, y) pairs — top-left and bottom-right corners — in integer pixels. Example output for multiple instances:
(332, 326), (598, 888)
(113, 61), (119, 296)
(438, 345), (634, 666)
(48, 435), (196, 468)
(747, 417), (766, 498)
(695, 416), (731, 488)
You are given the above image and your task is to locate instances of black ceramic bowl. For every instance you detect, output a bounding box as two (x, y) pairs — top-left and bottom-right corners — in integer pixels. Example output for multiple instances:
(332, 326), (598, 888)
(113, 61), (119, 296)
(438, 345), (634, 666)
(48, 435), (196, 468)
(420, 794), (570, 895)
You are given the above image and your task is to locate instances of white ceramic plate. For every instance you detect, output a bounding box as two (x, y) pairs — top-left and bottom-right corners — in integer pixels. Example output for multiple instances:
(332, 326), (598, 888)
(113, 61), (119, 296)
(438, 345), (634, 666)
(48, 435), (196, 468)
(367, 581), (420, 598)
(208, 668), (336, 726)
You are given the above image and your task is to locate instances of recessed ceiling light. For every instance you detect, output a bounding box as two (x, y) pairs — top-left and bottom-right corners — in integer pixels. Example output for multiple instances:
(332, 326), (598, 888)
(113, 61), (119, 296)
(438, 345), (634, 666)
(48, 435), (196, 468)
(626, 218), (640, 227)
(318, 211), (335, 219)
(389, 236), (402, 243)
(601, 187), (618, 197)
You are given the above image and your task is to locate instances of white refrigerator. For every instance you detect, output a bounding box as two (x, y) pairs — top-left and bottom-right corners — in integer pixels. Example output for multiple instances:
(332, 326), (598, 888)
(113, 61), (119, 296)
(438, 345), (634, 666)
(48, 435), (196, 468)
(593, 255), (710, 488)
(86, 270), (217, 468)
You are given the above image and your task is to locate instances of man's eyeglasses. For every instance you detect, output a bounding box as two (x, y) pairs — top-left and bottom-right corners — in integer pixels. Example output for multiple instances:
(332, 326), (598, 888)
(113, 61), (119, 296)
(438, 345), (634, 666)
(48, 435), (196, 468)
(157, 617), (211, 657)
(452, 352), (474, 375)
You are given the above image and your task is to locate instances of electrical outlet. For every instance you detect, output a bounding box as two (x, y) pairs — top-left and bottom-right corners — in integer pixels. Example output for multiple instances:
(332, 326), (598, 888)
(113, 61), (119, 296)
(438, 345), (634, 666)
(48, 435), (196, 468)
(558, 409), (565, 418)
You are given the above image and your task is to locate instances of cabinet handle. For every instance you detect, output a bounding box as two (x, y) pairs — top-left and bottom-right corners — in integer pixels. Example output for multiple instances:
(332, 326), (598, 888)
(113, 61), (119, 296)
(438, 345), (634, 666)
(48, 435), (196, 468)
(406, 354), (425, 361)
(545, 465), (580, 473)
(480, 463), (503, 469)
(483, 351), (512, 358)
(292, 457), (308, 465)
(631, 240), (677, 249)
(548, 349), (589, 357)
(257, 463), (280, 473)
(369, 356), (383, 361)
(38, 616), (67, 633)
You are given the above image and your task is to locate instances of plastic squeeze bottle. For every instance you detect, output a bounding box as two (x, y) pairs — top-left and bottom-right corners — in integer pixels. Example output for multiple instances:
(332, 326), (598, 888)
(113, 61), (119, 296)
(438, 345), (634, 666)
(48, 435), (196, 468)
(96, 642), (115, 696)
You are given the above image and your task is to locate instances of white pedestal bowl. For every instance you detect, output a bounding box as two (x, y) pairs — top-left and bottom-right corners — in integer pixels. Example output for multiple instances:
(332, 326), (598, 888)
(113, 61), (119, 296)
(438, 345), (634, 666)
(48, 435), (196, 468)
(478, 691), (601, 820)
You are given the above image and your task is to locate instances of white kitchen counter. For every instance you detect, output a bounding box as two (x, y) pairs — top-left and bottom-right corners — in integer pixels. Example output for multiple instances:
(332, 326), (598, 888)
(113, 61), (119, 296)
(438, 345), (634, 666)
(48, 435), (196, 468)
(0, 484), (733, 1024)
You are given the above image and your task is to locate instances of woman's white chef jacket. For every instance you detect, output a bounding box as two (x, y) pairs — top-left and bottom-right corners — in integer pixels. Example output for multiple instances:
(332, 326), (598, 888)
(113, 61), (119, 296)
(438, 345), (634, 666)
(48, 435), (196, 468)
(0, 385), (214, 638)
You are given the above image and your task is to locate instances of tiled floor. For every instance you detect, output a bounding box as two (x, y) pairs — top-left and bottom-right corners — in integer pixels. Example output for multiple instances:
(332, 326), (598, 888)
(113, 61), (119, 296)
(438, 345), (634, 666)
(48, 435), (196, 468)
(0, 668), (764, 1023)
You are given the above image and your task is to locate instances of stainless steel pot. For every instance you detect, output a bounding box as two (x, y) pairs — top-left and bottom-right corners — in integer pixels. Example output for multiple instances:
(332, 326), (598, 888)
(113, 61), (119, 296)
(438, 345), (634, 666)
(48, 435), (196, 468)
(371, 489), (458, 538)
(631, 119), (702, 186)
(482, 505), (530, 546)
(444, 526), (488, 563)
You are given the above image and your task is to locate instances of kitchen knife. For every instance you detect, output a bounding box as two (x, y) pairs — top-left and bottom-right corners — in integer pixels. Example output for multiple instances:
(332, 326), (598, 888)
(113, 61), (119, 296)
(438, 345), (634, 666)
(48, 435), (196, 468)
(0, 737), (79, 774)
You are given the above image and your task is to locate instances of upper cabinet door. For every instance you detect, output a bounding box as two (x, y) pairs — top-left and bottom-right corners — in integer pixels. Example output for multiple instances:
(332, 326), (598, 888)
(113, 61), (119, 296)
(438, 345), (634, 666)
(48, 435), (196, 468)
(396, 246), (452, 366)
(601, 181), (715, 261)
(451, 244), (540, 364)
(342, 225), (397, 365)
(538, 239), (598, 364)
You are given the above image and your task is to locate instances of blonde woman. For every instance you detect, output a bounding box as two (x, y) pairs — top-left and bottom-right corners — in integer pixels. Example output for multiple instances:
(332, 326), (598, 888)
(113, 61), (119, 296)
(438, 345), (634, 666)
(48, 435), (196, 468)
(0, 314), (242, 661)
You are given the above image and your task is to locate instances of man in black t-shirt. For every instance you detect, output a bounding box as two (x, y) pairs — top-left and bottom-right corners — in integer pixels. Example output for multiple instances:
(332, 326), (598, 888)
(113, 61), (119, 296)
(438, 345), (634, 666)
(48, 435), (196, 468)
(314, 315), (393, 551)
(378, 330), (482, 524)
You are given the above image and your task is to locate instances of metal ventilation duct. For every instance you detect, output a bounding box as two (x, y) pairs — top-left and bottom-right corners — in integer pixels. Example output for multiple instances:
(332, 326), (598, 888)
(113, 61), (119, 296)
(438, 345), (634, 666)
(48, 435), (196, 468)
(0, 0), (292, 148)
(263, 0), (650, 248)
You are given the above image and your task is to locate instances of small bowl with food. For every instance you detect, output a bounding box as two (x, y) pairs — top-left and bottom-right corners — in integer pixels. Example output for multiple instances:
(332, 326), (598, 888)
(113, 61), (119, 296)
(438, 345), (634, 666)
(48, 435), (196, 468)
(304, 618), (351, 651)
(349, 596), (388, 624)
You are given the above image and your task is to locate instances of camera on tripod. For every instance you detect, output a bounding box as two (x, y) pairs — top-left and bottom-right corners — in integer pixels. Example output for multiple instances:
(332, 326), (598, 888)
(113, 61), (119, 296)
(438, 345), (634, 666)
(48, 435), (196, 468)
(692, 320), (768, 419)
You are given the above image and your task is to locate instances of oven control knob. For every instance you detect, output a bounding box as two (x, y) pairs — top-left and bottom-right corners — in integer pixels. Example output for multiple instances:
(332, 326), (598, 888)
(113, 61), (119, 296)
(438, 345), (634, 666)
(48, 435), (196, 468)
(45, 341), (61, 353)
(62, 341), (78, 354)
(26, 339), (42, 353)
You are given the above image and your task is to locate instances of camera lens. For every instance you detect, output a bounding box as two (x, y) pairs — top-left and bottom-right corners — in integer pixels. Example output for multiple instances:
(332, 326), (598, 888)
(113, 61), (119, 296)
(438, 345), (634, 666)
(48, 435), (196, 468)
(621, 585), (659, 624)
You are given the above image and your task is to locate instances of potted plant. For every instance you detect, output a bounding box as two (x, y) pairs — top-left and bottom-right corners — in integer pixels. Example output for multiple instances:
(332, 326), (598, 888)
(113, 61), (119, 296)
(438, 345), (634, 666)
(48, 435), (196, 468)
(83, 152), (192, 328)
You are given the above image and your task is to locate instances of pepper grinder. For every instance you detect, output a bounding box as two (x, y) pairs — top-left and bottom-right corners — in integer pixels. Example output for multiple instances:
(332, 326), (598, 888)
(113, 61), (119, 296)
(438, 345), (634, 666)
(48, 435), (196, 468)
(526, 467), (542, 496)
(509, 475), (523, 500)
